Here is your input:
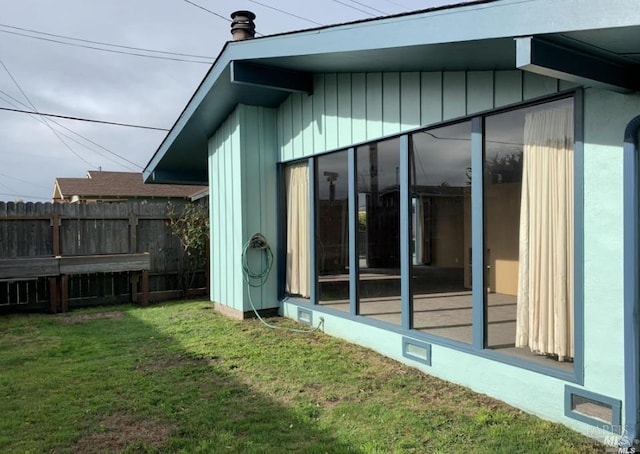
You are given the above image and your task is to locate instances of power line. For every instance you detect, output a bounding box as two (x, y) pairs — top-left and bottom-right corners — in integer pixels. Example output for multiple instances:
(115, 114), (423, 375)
(0, 57), (97, 168)
(245, 0), (323, 26)
(342, 0), (389, 15)
(0, 23), (215, 60)
(0, 192), (50, 201)
(182, 0), (231, 23)
(329, 0), (377, 16)
(0, 171), (50, 191)
(0, 29), (213, 65)
(0, 106), (170, 131)
(377, 0), (410, 11)
(0, 89), (142, 170)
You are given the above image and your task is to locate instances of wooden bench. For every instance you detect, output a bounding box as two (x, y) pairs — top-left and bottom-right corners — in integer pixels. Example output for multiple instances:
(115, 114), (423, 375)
(0, 253), (151, 313)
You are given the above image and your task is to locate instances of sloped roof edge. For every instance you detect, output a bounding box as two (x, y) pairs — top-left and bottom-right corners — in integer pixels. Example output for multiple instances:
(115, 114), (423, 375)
(143, 0), (640, 184)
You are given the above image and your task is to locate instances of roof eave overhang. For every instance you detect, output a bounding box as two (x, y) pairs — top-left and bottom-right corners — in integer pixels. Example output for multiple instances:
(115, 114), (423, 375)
(144, 0), (640, 185)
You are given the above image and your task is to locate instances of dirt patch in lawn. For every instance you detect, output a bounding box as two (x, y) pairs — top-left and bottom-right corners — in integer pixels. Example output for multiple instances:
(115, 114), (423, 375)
(72, 412), (172, 453)
(57, 311), (124, 324)
(135, 353), (222, 372)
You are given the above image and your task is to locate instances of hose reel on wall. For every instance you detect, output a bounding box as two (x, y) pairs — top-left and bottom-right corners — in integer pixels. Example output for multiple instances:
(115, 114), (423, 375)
(241, 233), (322, 333)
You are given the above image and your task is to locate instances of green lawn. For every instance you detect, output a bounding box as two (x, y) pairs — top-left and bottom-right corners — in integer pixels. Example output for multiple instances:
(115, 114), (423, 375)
(0, 301), (602, 453)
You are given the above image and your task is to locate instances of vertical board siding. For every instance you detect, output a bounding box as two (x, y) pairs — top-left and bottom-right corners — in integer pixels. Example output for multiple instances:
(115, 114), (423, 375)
(209, 105), (279, 312)
(494, 70), (523, 107)
(209, 136), (219, 305)
(351, 73), (367, 144)
(366, 73), (384, 140)
(302, 92), (314, 154)
(401, 72), (421, 130)
(421, 72), (443, 126)
(382, 72), (401, 136)
(291, 93), (304, 159)
(282, 96), (293, 162)
(277, 70), (560, 161)
(523, 71), (559, 100)
(240, 106), (278, 309)
(312, 74), (326, 154)
(467, 71), (494, 114)
(324, 73), (339, 150)
(443, 71), (467, 120)
(337, 73), (352, 148)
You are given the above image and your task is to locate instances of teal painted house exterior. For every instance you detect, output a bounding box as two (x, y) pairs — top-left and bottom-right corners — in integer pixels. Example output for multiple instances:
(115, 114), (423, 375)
(145, 0), (640, 446)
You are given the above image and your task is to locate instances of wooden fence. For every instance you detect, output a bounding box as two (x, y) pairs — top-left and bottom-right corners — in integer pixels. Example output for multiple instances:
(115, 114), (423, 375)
(0, 201), (206, 312)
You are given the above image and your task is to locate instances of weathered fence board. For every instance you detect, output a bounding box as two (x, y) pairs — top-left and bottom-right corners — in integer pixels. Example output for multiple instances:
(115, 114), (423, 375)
(0, 201), (203, 312)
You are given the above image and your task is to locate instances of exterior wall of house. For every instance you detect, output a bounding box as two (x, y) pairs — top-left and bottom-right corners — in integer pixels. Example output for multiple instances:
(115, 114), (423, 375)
(207, 68), (640, 438)
(208, 105), (278, 315)
(277, 70), (575, 161)
(270, 70), (640, 438)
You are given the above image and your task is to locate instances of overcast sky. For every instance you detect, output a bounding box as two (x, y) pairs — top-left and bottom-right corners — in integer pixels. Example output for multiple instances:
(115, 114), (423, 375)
(0, 0), (462, 202)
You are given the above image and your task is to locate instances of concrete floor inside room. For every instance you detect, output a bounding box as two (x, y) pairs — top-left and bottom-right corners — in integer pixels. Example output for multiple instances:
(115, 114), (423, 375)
(317, 269), (573, 372)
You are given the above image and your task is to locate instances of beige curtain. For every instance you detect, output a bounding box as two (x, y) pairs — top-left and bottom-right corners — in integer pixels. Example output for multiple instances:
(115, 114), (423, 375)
(285, 163), (310, 298)
(515, 106), (574, 360)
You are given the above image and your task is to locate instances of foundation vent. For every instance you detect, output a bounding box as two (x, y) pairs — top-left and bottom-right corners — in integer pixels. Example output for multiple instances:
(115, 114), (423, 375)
(565, 385), (621, 429)
(402, 337), (432, 366)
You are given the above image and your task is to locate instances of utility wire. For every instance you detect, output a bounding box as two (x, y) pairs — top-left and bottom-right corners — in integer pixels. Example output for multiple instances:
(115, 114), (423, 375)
(0, 29), (213, 64)
(342, 0), (389, 15)
(0, 23), (215, 60)
(0, 171), (53, 191)
(0, 192), (50, 201)
(0, 90), (138, 171)
(182, 0), (231, 23)
(377, 0), (410, 10)
(0, 106), (169, 131)
(0, 57), (97, 168)
(330, 0), (377, 16)
(0, 89), (142, 170)
(182, 0), (266, 37)
(246, 0), (323, 26)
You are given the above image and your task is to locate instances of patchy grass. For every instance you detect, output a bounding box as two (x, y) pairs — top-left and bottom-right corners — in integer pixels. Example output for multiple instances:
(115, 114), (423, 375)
(0, 301), (602, 453)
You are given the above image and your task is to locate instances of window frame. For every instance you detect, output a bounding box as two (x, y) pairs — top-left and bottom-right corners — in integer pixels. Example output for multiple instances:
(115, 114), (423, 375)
(278, 89), (583, 384)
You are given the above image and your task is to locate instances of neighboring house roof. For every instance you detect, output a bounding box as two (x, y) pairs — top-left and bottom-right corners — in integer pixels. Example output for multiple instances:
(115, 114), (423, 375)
(53, 171), (207, 202)
(143, 0), (640, 185)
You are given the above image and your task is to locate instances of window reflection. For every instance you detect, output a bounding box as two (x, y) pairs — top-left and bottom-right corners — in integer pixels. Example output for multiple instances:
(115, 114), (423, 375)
(317, 150), (350, 310)
(410, 122), (472, 343)
(485, 97), (574, 368)
(356, 138), (401, 325)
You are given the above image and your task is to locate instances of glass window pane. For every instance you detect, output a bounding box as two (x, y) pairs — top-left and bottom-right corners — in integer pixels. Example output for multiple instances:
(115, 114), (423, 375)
(316, 150), (350, 311)
(410, 121), (472, 343)
(485, 97), (574, 369)
(357, 138), (401, 325)
(284, 162), (310, 299)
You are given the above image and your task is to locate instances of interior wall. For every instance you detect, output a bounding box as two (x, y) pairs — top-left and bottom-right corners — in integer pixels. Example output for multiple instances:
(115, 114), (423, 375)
(429, 197), (465, 268)
(485, 182), (521, 296)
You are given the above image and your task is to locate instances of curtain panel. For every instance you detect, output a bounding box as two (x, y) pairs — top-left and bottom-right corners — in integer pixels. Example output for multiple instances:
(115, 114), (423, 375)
(285, 163), (311, 298)
(515, 106), (574, 361)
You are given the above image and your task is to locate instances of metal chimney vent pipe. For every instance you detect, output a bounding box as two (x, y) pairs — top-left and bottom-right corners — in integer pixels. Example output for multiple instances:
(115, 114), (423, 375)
(230, 10), (256, 41)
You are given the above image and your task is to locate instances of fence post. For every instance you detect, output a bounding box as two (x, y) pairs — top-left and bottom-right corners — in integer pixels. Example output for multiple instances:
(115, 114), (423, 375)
(51, 214), (61, 256)
(128, 211), (138, 253)
(60, 275), (69, 312)
(141, 270), (149, 306)
(130, 273), (139, 303)
(48, 277), (59, 313)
